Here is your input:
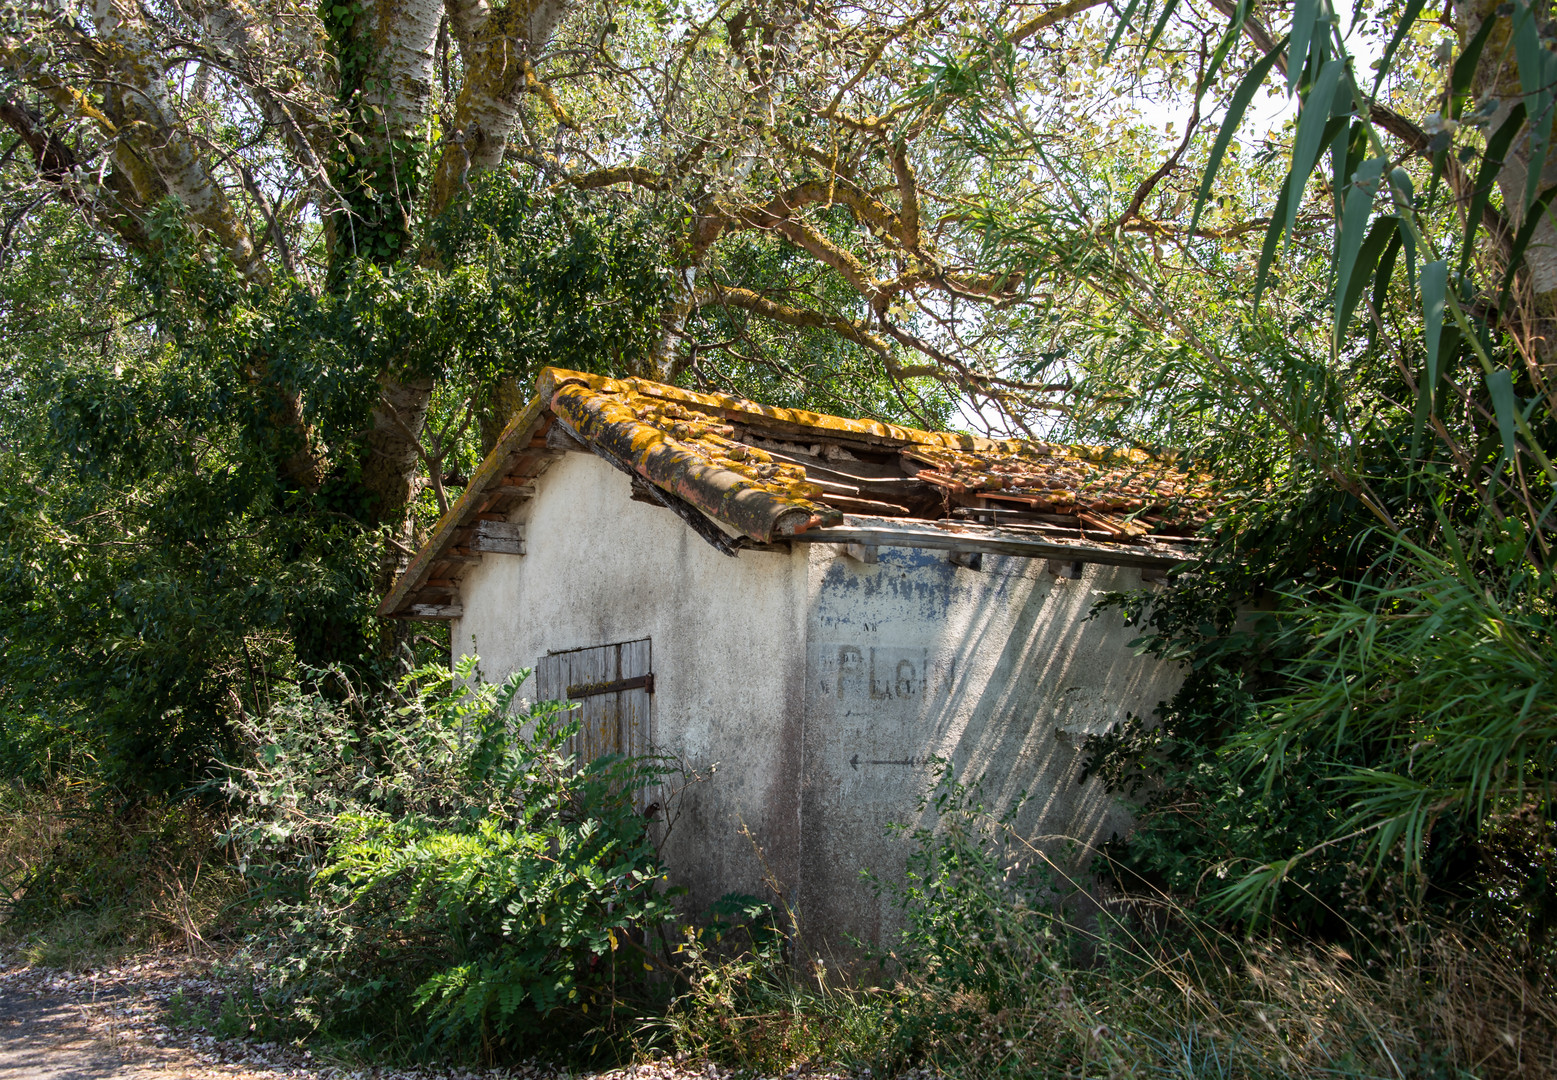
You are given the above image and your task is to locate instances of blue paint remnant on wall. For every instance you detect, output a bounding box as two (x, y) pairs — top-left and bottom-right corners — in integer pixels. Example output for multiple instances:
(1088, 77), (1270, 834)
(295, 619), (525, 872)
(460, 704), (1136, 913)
(879, 546), (947, 571)
(815, 546), (1052, 632)
(817, 545), (961, 622)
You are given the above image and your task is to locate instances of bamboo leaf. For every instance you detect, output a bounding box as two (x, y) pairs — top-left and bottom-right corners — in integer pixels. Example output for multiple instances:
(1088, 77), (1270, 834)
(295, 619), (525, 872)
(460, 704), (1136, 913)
(1253, 183), (1292, 308)
(1421, 259), (1448, 392)
(1336, 206), (1394, 344)
(1415, 258), (1450, 468)
(1104, 0), (1151, 61)
(1191, 38), (1289, 235)
(1333, 156), (1384, 322)
(1282, 58), (1347, 243)
(1496, 184), (1557, 312)
(1488, 367), (1520, 471)
(1511, 0), (1555, 209)
(1198, 0), (1253, 95)
(1288, 0), (1319, 95)
(1449, 12), (1500, 118)
(1142, 0), (1184, 54)
(1329, 120), (1353, 217)
(1369, 225), (1404, 338)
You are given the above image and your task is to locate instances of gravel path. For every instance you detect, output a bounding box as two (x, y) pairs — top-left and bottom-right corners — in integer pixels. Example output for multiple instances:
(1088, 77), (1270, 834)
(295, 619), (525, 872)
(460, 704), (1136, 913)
(0, 967), (294, 1080)
(0, 956), (863, 1080)
(0, 988), (137, 1080)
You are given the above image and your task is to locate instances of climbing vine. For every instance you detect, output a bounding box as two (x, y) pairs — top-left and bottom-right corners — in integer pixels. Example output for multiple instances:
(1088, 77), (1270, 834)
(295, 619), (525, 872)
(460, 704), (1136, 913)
(320, 0), (423, 272)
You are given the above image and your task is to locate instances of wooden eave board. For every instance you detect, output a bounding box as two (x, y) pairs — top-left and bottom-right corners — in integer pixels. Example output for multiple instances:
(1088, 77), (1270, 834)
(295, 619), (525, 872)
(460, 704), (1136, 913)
(792, 516), (1198, 571)
(377, 394), (553, 618)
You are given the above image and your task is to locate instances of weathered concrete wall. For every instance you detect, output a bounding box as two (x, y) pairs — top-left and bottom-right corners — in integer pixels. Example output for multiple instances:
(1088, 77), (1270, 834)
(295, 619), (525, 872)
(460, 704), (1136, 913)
(453, 451), (811, 918)
(798, 548), (1181, 956)
(456, 452), (1183, 952)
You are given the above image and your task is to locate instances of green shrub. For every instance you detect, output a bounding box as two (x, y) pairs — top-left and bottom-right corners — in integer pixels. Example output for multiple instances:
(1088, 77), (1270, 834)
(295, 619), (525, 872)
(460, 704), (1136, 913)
(223, 656), (679, 1061)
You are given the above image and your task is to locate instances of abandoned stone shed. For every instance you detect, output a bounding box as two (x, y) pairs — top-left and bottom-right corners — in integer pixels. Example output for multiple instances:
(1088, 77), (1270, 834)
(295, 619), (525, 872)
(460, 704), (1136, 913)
(381, 367), (1213, 954)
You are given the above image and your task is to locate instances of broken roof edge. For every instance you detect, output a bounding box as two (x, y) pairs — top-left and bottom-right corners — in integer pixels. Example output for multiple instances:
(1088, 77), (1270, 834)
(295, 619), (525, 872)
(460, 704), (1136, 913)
(549, 381), (838, 543)
(792, 519), (1198, 571)
(380, 366), (1211, 619)
(536, 367), (1169, 468)
(376, 392), (551, 619)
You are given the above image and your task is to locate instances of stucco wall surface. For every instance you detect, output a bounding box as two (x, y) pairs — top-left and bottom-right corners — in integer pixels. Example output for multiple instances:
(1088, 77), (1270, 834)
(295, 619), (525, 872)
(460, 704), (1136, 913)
(453, 451), (811, 917)
(798, 548), (1182, 955)
(454, 451), (1184, 954)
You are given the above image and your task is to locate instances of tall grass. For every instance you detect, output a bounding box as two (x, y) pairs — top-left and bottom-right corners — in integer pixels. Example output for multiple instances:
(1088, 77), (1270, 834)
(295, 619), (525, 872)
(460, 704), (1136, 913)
(886, 896), (1557, 1079)
(0, 780), (240, 964)
(660, 767), (1557, 1079)
(1221, 538), (1557, 918)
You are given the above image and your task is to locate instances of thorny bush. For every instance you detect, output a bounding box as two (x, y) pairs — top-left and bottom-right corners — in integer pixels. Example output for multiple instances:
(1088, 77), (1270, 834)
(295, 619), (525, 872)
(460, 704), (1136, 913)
(220, 656), (683, 1061)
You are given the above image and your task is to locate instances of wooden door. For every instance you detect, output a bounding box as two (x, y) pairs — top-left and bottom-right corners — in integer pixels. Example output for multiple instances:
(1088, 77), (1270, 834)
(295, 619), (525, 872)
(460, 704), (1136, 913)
(534, 637), (654, 773)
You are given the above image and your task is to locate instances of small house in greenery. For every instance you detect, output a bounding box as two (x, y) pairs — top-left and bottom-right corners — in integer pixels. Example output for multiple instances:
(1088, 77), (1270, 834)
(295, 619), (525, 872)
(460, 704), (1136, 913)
(382, 367), (1211, 953)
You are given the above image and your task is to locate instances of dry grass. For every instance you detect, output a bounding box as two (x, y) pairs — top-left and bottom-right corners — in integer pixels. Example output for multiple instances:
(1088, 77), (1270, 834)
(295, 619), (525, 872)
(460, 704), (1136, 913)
(655, 866), (1557, 1079)
(0, 781), (242, 966)
(1364, 928), (1557, 1079)
(873, 908), (1557, 1080)
(0, 782), (80, 900)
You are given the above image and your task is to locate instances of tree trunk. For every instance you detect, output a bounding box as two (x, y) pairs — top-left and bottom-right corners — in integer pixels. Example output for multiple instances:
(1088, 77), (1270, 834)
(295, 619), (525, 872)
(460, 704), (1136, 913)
(478, 374), (533, 454)
(88, 0), (267, 283)
(354, 0), (573, 530)
(426, 0), (569, 217)
(645, 266), (697, 382)
(332, 0), (442, 523)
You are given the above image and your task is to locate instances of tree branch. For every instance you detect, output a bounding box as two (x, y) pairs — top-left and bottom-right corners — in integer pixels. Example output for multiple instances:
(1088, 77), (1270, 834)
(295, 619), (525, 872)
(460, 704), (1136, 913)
(698, 284), (892, 353)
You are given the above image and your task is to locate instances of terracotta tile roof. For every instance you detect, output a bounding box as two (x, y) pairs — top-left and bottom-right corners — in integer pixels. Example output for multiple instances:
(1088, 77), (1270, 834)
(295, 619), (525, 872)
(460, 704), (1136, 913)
(548, 379), (842, 543)
(379, 367), (1216, 618)
(555, 370), (1209, 528)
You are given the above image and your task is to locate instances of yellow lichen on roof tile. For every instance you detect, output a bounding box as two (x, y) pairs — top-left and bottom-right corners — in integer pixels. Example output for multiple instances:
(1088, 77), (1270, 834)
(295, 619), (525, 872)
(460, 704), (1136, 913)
(621, 394), (826, 502)
(536, 366), (1213, 528)
(548, 379), (842, 542)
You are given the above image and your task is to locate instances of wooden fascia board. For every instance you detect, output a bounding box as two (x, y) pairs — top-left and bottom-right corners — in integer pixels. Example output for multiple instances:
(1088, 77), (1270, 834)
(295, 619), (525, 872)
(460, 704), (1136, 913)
(790, 519), (1196, 571)
(377, 393), (552, 618)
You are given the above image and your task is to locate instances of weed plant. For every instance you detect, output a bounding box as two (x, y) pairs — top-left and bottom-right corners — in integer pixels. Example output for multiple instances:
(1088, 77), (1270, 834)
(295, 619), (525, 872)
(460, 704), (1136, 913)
(658, 765), (1557, 1079)
(219, 656), (685, 1064)
(656, 865), (902, 1072)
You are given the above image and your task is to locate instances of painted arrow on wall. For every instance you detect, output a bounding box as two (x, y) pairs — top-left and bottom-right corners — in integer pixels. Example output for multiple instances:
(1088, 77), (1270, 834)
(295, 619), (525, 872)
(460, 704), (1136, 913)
(850, 754), (932, 770)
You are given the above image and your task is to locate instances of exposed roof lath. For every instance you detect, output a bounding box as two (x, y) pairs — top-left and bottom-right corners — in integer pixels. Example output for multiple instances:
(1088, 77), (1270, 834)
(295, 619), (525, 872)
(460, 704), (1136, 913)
(379, 368), (1216, 619)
